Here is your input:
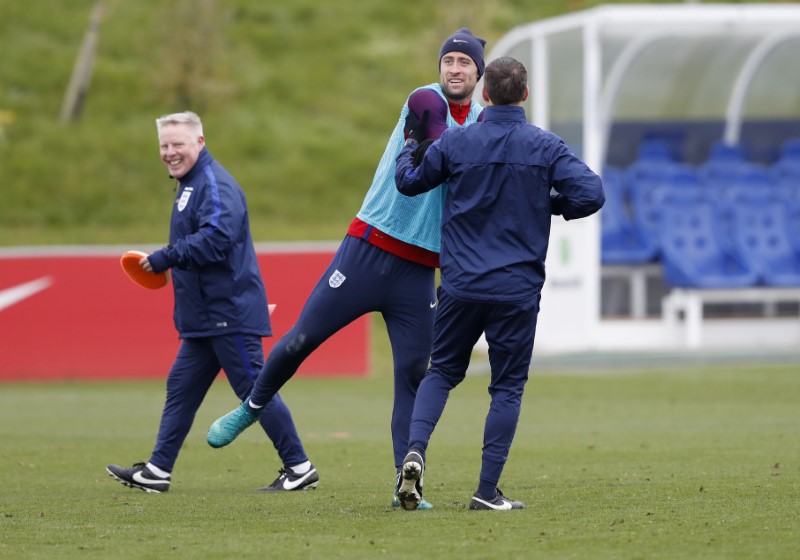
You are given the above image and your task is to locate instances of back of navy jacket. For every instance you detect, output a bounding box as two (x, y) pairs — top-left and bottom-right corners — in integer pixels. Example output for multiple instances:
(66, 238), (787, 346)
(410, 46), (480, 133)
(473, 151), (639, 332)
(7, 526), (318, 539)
(395, 104), (604, 304)
(148, 147), (271, 338)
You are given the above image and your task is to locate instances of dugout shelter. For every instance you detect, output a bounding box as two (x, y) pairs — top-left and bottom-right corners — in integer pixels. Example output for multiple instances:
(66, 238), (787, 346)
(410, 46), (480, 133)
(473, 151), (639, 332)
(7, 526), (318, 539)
(483, 3), (800, 352)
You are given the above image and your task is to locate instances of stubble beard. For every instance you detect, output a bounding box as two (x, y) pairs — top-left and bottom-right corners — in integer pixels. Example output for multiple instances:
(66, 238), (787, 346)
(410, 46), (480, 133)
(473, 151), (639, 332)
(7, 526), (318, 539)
(441, 81), (473, 102)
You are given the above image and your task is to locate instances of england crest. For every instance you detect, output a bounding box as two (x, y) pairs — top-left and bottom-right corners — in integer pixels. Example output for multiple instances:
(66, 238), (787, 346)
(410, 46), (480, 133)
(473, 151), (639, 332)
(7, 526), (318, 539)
(328, 269), (346, 288)
(177, 187), (193, 212)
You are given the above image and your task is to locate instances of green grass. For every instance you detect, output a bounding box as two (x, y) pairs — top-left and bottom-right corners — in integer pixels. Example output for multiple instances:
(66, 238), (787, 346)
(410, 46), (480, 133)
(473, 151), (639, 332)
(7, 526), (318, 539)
(2, 360), (799, 559)
(0, 0), (553, 245)
(2, 2), (799, 554)
(0, 0), (784, 246)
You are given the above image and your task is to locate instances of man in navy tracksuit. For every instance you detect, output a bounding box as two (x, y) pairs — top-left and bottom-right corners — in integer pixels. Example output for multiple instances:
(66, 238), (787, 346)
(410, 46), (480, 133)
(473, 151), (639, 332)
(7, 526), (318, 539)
(107, 111), (316, 493)
(394, 57), (605, 511)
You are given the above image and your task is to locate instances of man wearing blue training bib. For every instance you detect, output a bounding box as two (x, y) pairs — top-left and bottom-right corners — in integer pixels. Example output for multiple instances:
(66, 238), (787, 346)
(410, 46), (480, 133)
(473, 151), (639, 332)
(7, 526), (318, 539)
(208, 29), (487, 509)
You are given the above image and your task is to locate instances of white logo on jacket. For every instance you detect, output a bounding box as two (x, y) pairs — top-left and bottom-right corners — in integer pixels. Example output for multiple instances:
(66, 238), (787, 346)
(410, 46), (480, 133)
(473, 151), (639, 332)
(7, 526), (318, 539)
(177, 187), (193, 212)
(328, 270), (346, 288)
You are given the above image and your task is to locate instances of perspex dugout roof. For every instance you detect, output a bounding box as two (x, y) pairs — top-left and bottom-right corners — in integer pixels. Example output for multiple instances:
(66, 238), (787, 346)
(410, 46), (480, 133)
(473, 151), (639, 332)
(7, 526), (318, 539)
(485, 3), (800, 172)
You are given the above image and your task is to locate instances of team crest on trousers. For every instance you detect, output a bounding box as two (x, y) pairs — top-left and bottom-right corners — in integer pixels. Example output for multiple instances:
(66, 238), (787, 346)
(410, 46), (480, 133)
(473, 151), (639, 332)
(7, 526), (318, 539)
(328, 269), (346, 288)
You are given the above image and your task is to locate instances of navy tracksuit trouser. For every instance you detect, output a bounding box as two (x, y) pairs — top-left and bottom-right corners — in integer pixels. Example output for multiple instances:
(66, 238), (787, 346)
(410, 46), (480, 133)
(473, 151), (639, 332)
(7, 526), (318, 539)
(408, 287), (540, 494)
(150, 334), (308, 472)
(249, 235), (436, 469)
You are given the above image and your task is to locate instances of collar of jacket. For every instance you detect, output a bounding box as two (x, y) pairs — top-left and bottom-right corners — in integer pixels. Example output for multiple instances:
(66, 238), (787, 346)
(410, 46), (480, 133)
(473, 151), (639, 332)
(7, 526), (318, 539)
(179, 147), (213, 184)
(482, 105), (527, 123)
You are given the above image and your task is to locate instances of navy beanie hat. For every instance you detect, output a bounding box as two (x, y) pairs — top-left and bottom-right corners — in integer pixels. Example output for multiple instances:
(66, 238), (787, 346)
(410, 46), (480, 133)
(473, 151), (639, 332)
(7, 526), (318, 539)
(439, 28), (486, 78)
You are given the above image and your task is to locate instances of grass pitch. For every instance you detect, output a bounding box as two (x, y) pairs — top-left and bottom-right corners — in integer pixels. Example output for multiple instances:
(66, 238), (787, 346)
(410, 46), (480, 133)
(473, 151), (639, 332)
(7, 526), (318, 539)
(1, 361), (799, 559)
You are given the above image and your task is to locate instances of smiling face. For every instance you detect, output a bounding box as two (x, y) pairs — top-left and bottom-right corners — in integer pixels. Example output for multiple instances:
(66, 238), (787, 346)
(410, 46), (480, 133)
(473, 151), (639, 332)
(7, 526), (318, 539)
(158, 123), (204, 179)
(439, 51), (480, 102)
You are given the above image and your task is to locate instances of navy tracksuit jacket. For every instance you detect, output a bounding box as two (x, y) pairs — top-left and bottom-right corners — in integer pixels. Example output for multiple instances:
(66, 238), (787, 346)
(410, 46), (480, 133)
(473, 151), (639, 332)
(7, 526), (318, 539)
(395, 104), (605, 495)
(145, 147), (307, 472)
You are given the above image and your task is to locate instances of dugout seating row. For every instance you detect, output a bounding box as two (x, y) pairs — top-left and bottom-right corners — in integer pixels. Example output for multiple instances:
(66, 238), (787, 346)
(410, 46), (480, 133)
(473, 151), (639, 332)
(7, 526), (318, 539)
(601, 138), (800, 289)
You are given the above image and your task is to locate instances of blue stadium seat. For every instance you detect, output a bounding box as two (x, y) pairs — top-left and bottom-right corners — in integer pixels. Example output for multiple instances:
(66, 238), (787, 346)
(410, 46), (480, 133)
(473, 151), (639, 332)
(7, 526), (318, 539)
(656, 189), (758, 288)
(697, 140), (771, 199)
(635, 138), (675, 163)
(726, 188), (800, 286)
(625, 137), (694, 222)
(627, 163), (698, 254)
(769, 138), (800, 183)
(697, 141), (746, 179)
(626, 138), (682, 183)
(779, 183), (800, 252)
(600, 167), (657, 264)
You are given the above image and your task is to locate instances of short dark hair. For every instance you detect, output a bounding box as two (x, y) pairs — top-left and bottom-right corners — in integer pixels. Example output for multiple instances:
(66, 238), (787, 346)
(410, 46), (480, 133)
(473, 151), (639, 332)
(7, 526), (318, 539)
(484, 57), (527, 106)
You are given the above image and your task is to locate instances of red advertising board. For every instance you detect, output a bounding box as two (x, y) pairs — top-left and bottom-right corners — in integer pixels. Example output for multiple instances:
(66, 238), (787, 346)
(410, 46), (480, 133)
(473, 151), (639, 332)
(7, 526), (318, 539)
(0, 245), (369, 381)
